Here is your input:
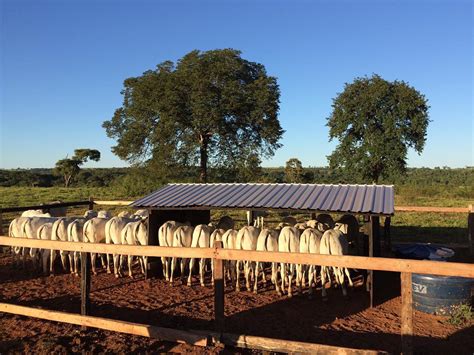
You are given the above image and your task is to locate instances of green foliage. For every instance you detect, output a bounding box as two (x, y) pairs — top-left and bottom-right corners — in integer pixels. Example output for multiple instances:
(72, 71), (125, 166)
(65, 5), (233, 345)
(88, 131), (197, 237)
(446, 304), (472, 326)
(285, 158), (304, 183)
(103, 48), (284, 183)
(327, 74), (430, 183)
(0, 186), (123, 208)
(54, 149), (101, 187)
(111, 167), (163, 197)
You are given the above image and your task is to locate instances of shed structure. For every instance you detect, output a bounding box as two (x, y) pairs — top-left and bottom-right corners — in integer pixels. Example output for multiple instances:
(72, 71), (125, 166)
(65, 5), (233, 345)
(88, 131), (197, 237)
(132, 183), (394, 215)
(132, 183), (394, 307)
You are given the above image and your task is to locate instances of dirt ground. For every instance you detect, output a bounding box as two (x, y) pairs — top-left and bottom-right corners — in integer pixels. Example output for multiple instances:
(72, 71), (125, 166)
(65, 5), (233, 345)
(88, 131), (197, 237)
(0, 252), (473, 354)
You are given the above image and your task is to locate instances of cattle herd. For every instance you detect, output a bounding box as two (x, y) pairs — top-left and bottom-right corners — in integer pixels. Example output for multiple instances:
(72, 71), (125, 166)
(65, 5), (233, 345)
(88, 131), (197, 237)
(7, 209), (361, 300)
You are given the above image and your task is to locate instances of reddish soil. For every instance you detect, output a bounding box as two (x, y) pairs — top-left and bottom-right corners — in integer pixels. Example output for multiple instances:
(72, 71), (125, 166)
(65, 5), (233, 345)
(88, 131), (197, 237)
(0, 252), (473, 354)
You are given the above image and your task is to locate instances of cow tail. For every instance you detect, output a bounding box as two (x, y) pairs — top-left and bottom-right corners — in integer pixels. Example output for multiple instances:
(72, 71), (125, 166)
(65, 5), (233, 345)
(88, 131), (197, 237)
(8, 219), (14, 237)
(51, 220), (58, 241)
(83, 220), (91, 243)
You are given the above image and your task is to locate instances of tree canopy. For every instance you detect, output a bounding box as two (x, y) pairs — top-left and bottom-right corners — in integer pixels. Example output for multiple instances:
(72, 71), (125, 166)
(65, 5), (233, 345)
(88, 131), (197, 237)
(327, 74), (430, 183)
(285, 158), (304, 183)
(54, 149), (101, 187)
(103, 48), (284, 182)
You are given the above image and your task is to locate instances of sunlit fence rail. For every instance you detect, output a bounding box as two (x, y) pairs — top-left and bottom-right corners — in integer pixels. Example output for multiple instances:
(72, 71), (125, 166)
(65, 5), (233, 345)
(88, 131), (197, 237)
(0, 236), (473, 354)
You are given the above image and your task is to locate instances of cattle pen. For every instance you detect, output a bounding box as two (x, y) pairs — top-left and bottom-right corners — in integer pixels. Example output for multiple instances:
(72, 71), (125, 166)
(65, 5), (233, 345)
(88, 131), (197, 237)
(0, 236), (473, 354)
(0, 190), (473, 354)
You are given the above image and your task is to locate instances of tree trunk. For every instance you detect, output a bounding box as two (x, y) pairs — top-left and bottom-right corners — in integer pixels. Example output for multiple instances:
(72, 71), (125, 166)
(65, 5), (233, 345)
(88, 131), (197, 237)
(199, 135), (209, 183)
(64, 175), (72, 188)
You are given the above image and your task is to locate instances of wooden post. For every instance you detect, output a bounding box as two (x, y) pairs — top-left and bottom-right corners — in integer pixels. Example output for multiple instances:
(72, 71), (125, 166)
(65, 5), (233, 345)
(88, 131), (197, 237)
(246, 210), (254, 226)
(400, 272), (413, 354)
(367, 216), (374, 307)
(213, 241), (225, 339)
(88, 197), (94, 211)
(468, 204), (474, 256)
(81, 252), (91, 318)
(147, 209), (161, 277)
(0, 212), (3, 253)
(384, 217), (391, 252)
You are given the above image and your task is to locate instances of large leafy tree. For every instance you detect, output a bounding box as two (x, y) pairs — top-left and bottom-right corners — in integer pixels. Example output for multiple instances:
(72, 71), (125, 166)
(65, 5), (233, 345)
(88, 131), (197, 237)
(103, 49), (284, 183)
(327, 74), (429, 183)
(55, 149), (100, 187)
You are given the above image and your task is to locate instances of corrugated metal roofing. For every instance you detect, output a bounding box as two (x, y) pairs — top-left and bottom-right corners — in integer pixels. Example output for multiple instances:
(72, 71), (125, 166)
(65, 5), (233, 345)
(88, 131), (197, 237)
(131, 183), (394, 215)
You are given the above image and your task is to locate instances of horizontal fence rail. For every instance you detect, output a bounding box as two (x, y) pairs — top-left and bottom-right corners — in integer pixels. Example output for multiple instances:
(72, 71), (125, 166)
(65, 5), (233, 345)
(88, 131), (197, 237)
(395, 206), (471, 213)
(93, 200), (133, 206)
(1, 200), (470, 214)
(1, 236), (473, 278)
(0, 303), (381, 354)
(0, 201), (91, 213)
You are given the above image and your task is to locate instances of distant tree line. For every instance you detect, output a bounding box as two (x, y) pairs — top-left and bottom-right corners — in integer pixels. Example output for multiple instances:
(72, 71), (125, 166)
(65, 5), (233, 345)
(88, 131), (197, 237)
(1, 166), (472, 197)
(0, 168), (128, 188)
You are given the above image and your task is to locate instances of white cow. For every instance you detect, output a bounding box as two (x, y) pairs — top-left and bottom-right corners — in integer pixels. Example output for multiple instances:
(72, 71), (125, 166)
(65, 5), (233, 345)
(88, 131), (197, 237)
(105, 215), (138, 277)
(278, 226), (300, 297)
(21, 210), (46, 217)
(37, 222), (54, 275)
(335, 214), (360, 255)
(298, 228), (323, 298)
(121, 218), (148, 278)
(8, 211), (51, 266)
(235, 226), (260, 291)
(133, 209), (149, 219)
(221, 229), (238, 287)
(188, 224), (214, 286)
(23, 216), (57, 269)
(67, 219), (85, 276)
(97, 210), (112, 219)
(50, 217), (78, 274)
(117, 211), (132, 218)
(254, 228), (279, 294)
(320, 229), (353, 300)
(294, 222), (308, 231)
(306, 219), (319, 229)
(64, 210), (98, 276)
(158, 221), (186, 281)
(170, 225), (194, 284)
(8, 217), (29, 264)
(83, 212), (111, 275)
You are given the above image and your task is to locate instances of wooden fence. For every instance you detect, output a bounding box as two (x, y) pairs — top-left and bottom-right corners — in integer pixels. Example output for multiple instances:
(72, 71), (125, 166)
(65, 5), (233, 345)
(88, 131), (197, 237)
(0, 236), (473, 354)
(0, 199), (473, 352)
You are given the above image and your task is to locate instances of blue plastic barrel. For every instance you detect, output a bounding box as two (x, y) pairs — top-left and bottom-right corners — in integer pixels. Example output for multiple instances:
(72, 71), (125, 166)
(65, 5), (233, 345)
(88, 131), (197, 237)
(412, 274), (474, 315)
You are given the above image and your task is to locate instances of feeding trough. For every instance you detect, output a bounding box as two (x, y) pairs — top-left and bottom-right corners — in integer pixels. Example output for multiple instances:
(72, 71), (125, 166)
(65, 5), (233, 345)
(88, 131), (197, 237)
(395, 243), (473, 315)
(412, 274), (473, 315)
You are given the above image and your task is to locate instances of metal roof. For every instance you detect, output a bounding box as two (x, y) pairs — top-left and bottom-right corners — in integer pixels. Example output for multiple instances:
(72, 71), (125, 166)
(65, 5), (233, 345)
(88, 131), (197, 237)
(131, 183), (394, 215)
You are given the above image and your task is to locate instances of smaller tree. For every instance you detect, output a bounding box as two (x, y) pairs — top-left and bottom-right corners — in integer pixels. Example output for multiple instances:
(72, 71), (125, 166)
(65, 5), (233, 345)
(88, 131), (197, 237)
(285, 158), (304, 183)
(55, 149), (101, 187)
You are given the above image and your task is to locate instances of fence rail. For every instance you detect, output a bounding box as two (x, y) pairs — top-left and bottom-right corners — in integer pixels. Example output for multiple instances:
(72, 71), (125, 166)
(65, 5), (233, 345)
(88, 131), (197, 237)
(1, 237), (473, 278)
(395, 205), (472, 213)
(0, 303), (380, 354)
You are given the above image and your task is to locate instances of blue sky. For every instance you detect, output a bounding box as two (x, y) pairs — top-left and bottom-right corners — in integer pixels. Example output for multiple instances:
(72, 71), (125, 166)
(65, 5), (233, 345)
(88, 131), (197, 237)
(1, 0), (472, 169)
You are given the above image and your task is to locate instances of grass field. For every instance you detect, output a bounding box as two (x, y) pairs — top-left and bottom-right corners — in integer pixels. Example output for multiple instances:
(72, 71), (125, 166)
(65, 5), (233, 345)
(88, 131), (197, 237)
(0, 186), (472, 249)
